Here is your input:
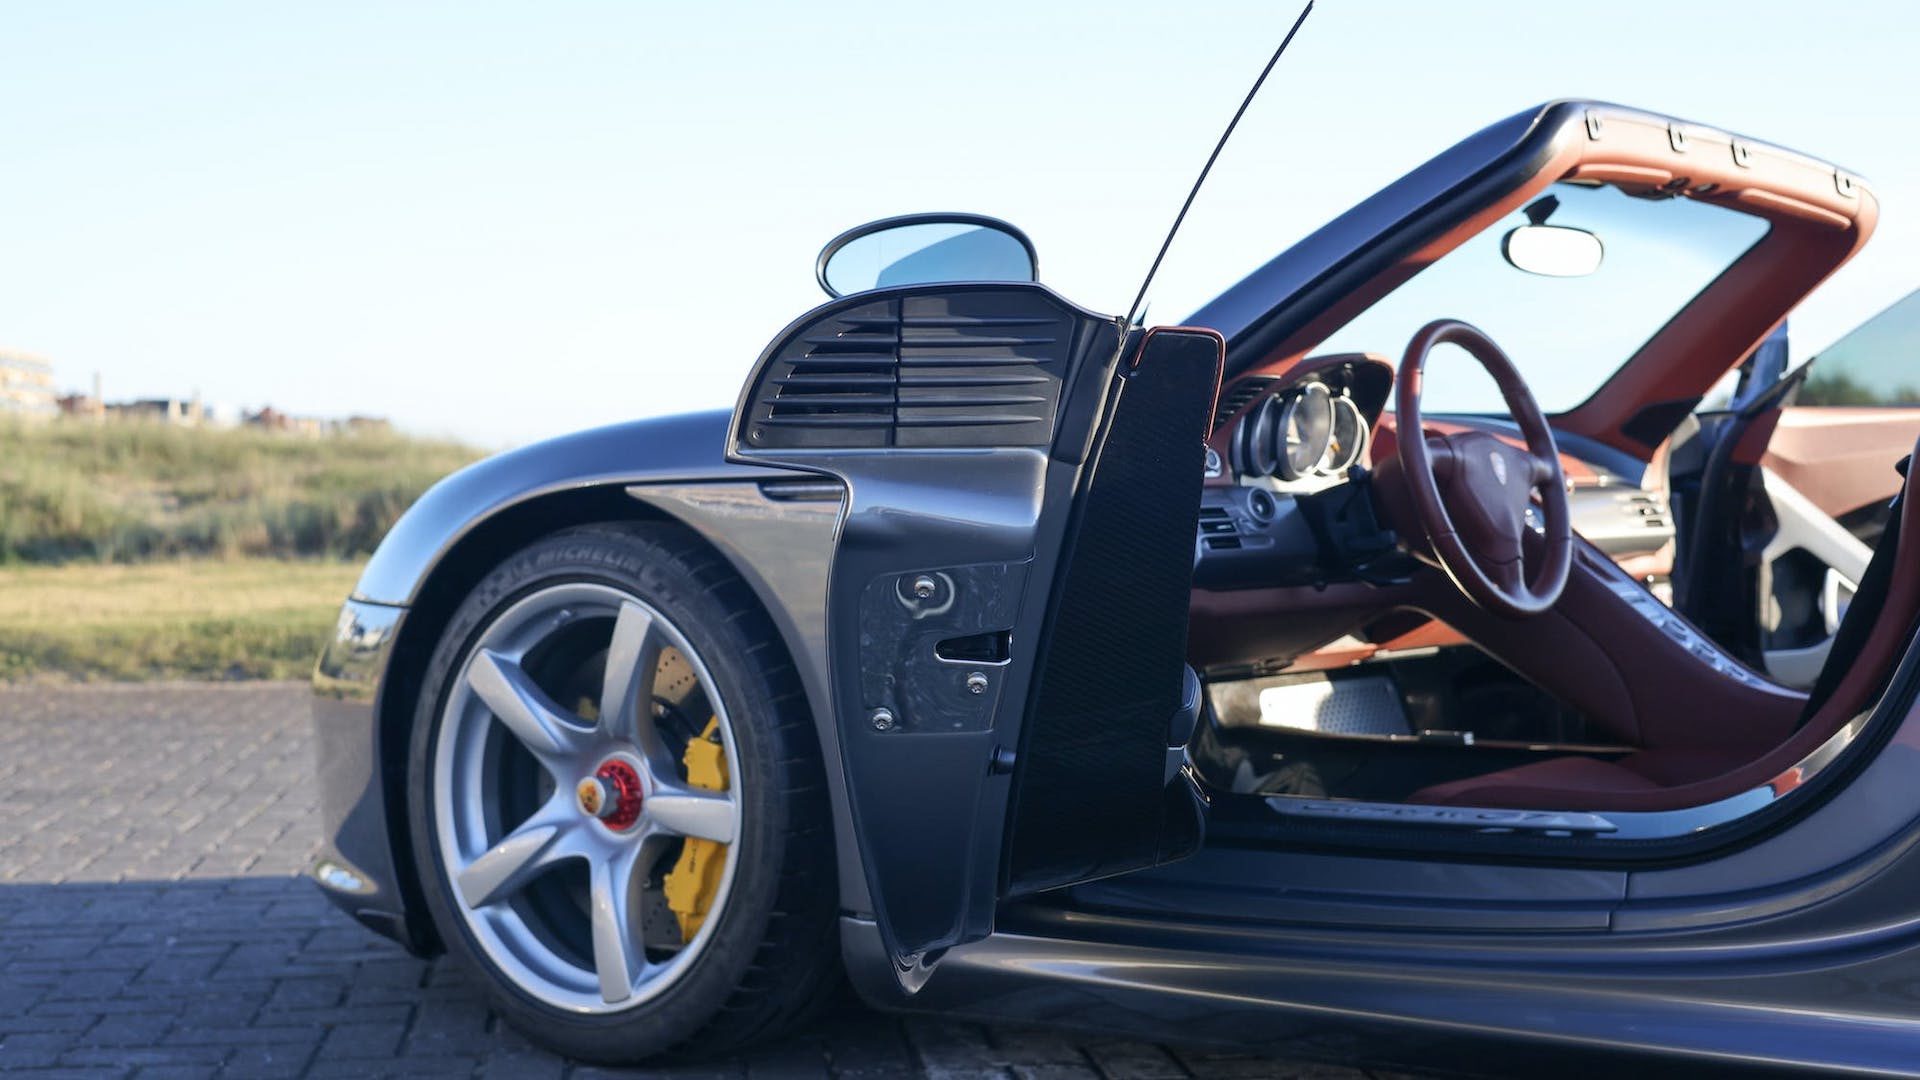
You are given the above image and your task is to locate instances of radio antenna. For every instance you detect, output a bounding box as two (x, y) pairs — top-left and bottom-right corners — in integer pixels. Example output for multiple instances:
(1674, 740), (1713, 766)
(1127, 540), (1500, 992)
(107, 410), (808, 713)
(1125, 1), (1316, 327)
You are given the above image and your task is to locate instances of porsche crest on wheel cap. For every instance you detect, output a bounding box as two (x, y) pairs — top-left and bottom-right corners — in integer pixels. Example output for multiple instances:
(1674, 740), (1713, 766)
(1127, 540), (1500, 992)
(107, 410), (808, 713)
(576, 776), (612, 818)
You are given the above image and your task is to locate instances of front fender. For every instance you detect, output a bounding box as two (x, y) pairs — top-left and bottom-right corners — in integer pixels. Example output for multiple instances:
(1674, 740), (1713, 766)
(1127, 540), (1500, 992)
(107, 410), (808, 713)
(352, 408), (788, 606)
(314, 406), (869, 951)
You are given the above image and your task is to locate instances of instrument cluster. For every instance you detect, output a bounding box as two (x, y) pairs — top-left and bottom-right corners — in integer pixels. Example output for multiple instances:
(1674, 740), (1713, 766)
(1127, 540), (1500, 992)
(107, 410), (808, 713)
(1228, 379), (1370, 487)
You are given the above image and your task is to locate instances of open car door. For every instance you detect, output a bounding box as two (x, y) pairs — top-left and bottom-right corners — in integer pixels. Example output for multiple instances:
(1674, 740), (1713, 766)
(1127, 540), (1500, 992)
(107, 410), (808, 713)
(725, 5), (1307, 965)
(1671, 291), (1920, 683)
(728, 291), (1221, 962)
(1755, 290), (1920, 683)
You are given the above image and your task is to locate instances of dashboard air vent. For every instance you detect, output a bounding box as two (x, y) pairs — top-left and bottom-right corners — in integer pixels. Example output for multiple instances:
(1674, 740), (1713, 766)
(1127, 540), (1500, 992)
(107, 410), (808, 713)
(1622, 491), (1671, 529)
(1213, 377), (1276, 429)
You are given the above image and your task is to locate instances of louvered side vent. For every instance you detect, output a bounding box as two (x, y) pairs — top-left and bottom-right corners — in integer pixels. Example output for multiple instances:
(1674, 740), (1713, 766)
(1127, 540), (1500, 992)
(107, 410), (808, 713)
(749, 298), (900, 450)
(893, 293), (1069, 448)
(741, 289), (1076, 451)
(1213, 377), (1276, 430)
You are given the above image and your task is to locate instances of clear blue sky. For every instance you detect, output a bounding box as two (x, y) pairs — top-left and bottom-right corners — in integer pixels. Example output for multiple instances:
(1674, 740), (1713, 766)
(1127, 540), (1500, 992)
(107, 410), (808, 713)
(3, 2), (1914, 448)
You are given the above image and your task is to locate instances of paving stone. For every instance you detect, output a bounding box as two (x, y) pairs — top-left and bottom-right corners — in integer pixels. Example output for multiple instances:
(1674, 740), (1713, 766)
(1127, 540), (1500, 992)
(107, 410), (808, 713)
(478, 1051), (569, 1079)
(906, 1020), (1006, 1071)
(219, 1042), (319, 1079)
(80, 1010), (178, 1046)
(0, 1028), (77, 1069)
(1083, 1039), (1188, 1079)
(984, 1027), (1088, 1068)
(744, 1038), (832, 1079)
(0, 682), (1399, 1079)
(1009, 1066), (1101, 1080)
(60, 1044), (230, 1068)
(311, 1020), (407, 1060)
(133, 1067), (222, 1080)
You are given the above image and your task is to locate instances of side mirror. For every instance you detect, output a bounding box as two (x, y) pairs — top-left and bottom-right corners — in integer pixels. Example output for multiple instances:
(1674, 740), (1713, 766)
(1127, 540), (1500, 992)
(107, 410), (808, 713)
(816, 213), (1037, 298)
(1501, 224), (1604, 278)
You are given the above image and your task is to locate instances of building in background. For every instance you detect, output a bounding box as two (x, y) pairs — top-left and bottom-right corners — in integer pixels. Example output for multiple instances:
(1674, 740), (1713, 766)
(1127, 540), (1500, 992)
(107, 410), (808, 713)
(244, 405), (325, 437)
(0, 350), (57, 419)
(105, 396), (205, 425)
(58, 394), (103, 420)
(57, 373), (105, 421)
(11, 360), (387, 436)
(199, 401), (242, 428)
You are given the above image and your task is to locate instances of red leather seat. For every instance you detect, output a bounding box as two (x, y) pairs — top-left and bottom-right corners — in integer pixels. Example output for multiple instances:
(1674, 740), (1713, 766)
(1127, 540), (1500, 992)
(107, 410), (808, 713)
(1414, 749), (1713, 809)
(1410, 443), (1920, 813)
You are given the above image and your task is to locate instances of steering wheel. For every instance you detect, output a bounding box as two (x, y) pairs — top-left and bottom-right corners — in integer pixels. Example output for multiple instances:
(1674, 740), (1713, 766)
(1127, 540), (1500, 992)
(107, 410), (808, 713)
(1396, 319), (1572, 618)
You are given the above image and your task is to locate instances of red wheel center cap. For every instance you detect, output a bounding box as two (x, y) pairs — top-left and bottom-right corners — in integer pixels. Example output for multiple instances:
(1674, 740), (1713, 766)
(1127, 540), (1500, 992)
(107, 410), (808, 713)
(578, 760), (644, 829)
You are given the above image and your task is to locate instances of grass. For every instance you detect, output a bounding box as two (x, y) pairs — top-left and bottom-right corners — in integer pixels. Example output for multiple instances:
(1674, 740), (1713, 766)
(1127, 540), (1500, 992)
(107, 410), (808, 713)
(0, 421), (480, 682)
(0, 558), (361, 682)
(0, 419), (480, 564)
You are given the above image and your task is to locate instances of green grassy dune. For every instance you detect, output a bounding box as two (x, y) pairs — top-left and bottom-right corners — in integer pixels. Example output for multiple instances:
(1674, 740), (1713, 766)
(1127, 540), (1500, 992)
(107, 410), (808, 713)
(0, 420), (482, 681)
(0, 419), (478, 563)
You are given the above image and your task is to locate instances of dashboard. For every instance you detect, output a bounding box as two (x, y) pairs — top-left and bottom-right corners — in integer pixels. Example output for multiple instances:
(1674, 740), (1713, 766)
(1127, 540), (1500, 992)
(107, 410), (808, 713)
(1229, 378), (1372, 490)
(1196, 355), (1398, 589)
(1211, 354), (1394, 491)
(1195, 352), (1675, 591)
(1189, 350), (1686, 679)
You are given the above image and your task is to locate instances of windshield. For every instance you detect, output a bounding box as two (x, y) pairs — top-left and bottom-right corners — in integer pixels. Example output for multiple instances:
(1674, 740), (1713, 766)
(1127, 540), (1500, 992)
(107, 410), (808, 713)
(1310, 181), (1771, 414)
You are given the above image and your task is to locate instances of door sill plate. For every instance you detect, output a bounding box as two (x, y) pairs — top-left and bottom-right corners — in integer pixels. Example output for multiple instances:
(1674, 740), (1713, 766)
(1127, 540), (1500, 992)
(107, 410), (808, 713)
(1267, 796), (1618, 835)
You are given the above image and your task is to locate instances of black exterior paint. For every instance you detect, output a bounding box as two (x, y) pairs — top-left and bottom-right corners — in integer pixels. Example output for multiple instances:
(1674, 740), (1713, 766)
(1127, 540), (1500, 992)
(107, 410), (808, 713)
(306, 99), (1920, 1071)
(311, 599), (417, 947)
(352, 410), (786, 607)
(314, 410), (865, 950)
(730, 281), (1134, 957)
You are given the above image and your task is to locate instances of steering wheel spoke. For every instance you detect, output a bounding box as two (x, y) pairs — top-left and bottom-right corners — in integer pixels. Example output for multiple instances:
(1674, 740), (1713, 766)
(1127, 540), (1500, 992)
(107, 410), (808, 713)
(1529, 453), (1557, 487)
(1425, 435), (1458, 482)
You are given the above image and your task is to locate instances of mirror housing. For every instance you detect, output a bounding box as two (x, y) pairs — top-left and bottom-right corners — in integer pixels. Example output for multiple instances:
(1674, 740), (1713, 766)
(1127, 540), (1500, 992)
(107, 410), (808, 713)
(1501, 224), (1605, 278)
(816, 213), (1037, 298)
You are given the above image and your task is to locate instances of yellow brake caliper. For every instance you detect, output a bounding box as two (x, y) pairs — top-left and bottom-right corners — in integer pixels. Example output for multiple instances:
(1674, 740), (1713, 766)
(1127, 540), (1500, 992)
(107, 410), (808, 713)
(662, 716), (729, 941)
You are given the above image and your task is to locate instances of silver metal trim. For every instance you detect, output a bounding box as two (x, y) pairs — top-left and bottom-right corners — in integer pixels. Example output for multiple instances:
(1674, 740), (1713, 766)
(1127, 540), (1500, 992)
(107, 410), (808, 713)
(1268, 798), (1618, 835)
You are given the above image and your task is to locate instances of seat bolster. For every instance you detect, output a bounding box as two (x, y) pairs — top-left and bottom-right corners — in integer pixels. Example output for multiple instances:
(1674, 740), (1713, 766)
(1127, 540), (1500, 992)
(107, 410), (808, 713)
(1411, 437), (1920, 815)
(1410, 756), (1658, 808)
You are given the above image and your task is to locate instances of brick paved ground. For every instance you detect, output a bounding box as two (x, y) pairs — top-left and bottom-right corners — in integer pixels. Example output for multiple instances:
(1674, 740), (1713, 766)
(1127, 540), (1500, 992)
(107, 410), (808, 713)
(0, 684), (1418, 1079)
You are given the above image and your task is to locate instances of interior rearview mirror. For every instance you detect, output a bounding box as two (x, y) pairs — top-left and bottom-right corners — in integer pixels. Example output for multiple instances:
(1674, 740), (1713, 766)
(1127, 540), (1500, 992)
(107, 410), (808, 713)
(1501, 224), (1604, 278)
(817, 213), (1037, 298)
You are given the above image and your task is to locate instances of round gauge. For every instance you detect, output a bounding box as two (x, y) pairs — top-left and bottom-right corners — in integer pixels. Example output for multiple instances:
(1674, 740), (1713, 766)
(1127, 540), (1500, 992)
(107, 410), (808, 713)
(1236, 394), (1285, 478)
(1275, 382), (1334, 481)
(1324, 394), (1367, 474)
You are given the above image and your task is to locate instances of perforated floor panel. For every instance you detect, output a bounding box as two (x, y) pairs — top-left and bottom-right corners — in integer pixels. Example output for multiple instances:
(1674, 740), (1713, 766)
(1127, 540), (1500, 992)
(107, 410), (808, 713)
(1253, 674), (1409, 736)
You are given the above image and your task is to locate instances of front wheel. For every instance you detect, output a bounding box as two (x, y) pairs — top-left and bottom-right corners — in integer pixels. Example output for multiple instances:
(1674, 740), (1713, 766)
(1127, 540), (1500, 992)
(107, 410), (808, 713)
(407, 523), (838, 1063)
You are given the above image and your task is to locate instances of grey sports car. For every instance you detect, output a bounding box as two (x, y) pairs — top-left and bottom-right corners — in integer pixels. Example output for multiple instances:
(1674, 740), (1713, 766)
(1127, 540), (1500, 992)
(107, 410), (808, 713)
(307, 19), (1920, 1074)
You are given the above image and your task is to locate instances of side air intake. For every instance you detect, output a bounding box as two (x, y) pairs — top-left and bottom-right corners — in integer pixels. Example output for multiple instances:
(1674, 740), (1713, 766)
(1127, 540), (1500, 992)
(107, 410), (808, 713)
(740, 289), (1082, 451)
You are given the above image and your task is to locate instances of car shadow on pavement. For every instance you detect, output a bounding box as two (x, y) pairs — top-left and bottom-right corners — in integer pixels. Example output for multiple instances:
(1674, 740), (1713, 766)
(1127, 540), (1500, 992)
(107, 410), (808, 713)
(0, 685), (1402, 1078)
(0, 874), (1389, 1079)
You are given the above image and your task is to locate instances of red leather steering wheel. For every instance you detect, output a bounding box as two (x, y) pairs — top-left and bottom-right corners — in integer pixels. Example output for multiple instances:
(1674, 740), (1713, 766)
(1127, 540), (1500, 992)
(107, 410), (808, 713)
(1397, 319), (1572, 618)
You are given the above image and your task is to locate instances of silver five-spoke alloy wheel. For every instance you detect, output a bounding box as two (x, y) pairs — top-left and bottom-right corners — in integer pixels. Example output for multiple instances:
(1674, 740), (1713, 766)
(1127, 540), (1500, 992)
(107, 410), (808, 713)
(431, 582), (743, 1013)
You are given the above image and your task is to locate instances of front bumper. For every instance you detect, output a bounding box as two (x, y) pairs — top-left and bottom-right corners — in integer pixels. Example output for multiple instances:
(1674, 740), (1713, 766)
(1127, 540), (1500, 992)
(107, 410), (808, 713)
(309, 598), (428, 952)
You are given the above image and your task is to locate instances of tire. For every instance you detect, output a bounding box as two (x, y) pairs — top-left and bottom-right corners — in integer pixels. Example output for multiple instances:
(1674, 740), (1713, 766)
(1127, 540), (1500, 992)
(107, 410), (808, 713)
(406, 522), (839, 1063)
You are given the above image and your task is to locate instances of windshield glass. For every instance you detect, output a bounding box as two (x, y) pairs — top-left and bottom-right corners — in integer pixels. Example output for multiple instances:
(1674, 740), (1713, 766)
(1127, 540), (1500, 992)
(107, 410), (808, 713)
(1309, 181), (1771, 414)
